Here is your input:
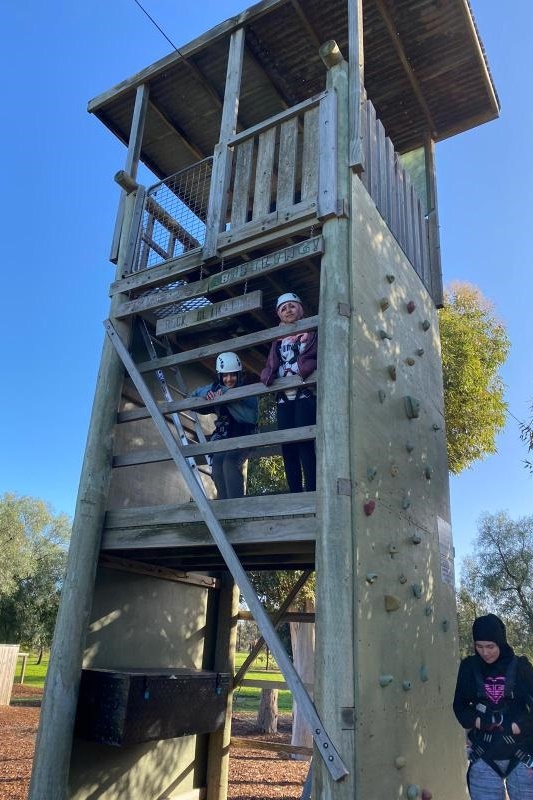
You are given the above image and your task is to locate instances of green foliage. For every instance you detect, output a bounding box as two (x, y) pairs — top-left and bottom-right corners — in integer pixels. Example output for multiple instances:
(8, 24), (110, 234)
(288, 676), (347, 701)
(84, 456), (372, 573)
(459, 511), (533, 658)
(520, 399), (533, 474)
(439, 283), (510, 474)
(0, 493), (70, 651)
(247, 395), (287, 495)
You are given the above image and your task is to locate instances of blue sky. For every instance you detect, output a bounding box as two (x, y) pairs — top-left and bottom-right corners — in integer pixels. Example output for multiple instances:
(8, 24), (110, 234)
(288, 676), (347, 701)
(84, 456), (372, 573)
(1, 1), (531, 574)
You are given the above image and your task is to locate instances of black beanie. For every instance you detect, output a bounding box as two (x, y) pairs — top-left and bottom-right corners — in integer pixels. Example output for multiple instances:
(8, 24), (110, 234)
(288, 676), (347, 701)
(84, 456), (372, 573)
(472, 614), (507, 647)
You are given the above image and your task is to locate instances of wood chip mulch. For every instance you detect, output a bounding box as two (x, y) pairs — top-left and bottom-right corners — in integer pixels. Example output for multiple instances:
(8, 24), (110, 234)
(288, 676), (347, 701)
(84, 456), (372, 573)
(0, 689), (308, 800)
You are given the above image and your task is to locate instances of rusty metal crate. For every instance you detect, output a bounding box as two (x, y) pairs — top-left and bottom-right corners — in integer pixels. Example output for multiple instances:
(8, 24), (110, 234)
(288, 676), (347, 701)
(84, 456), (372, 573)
(75, 667), (231, 746)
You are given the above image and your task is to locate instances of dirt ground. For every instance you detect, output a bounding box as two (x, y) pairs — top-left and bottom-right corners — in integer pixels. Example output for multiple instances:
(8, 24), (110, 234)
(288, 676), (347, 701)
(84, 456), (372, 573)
(0, 686), (308, 800)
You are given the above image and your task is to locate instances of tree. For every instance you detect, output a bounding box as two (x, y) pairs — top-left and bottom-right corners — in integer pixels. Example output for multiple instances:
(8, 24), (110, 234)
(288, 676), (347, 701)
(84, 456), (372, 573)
(439, 282), (510, 474)
(0, 493), (70, 655)
(520, 399), (533, 474)
(462, 511), (533, 656)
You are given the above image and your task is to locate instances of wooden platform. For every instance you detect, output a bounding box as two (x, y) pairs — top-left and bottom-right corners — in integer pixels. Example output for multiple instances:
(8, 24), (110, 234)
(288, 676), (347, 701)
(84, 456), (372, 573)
(102, 492), (317, 571)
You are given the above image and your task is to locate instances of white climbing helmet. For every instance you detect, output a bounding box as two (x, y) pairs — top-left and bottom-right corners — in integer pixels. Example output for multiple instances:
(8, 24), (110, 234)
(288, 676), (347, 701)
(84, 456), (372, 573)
(215, 352), (242, 374)
(276, 292), (302, 310)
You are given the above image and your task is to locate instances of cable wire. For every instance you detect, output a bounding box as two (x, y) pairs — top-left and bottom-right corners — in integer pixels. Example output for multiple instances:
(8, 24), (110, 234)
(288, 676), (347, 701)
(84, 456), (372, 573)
(132, 0), (181, 53)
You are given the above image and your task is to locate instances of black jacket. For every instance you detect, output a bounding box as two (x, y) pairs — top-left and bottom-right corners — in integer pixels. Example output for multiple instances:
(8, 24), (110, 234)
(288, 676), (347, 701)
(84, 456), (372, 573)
(453, 650), (533, 760)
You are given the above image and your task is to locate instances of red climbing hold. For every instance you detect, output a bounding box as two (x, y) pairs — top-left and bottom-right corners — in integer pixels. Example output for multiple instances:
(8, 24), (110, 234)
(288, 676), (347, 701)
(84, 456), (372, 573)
(364, 500), (376, 516)
(421, 790), (433, 800)
(407, 300), (416, 314)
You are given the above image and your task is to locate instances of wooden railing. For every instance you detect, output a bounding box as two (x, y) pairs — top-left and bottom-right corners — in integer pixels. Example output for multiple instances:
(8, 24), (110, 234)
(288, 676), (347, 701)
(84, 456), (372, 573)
(359, 95), (432, 291)
(213, 90), (337, 251)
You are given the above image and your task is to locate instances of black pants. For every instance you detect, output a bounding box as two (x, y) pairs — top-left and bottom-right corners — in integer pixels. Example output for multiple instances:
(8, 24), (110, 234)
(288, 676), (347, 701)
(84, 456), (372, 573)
(277, 395), (316, 493)
(211, 450), (250, 499)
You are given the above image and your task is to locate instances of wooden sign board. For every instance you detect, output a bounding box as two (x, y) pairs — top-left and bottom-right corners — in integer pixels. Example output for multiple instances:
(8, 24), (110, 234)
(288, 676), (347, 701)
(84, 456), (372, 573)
(156, 290), (263, 336)
(116, 236), (323, 319)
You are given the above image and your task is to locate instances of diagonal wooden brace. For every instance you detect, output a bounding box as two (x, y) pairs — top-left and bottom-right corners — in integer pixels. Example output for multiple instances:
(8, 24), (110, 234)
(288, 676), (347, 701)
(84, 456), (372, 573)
(104, 319), (349, 782)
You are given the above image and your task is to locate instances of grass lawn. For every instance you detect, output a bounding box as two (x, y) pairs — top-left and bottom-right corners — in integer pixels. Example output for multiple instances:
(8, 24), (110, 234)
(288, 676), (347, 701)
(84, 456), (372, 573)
(233, 650), (292, 713)
(15, 653), (48, 689)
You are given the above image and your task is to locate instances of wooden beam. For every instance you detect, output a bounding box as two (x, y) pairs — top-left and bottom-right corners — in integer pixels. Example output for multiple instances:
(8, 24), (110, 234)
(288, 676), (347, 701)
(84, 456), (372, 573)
(240, 678), (313, 691)
(136, 316), (318, 373)
(118, 373), (317, 424)
(110, 83), (150, 264)
(230, 737), (312, 757)
(112, 425), (316, 467)
(98, 553), (220, 589)
(156, 289), (262, 336)
(238, 610), (315, 623)
(373, 0), (437, 137)
(148, 99), (205, 161)
(105, 493), (316, 529)
(424, 135), (443, 307)
(348, 0), (365, 171)
(101, 517), (316, 552)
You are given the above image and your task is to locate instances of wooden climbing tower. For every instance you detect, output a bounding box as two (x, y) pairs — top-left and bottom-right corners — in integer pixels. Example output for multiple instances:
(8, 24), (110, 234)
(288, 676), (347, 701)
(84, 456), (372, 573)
(30, 2), (499, 799)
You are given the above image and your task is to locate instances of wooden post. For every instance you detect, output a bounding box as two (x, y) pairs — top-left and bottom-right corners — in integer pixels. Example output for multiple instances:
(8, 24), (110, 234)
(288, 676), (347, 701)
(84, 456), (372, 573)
(204, 28), (245, 259)
(348, 0), (365, 172)
(315, 52), (356, 800)
(424, 134), (443, 307)
(28, 190), (138, 800)
(205, 576), (239, 800)
(110, 82), (149, 263)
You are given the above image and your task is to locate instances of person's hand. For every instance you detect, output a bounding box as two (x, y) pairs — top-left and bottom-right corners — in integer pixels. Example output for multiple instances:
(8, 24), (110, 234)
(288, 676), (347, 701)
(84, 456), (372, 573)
(475, 717), (481, 730)
(206, 389), (223, 400)
(512, 722), (521, 735)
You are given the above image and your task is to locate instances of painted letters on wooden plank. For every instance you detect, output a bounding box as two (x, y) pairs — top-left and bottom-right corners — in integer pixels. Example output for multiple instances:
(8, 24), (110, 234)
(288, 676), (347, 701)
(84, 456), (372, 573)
(116, 236), (323, 318)
(156, 290), (262, 336)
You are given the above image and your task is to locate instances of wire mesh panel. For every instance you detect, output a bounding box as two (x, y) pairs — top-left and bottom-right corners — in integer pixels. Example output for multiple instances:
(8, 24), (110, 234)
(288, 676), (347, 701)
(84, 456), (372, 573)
(134, 158), (213, 272)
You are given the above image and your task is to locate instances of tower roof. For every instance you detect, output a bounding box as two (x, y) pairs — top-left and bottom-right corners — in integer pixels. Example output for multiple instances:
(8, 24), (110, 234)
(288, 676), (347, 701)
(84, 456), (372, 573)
(89, 0), (498, 180)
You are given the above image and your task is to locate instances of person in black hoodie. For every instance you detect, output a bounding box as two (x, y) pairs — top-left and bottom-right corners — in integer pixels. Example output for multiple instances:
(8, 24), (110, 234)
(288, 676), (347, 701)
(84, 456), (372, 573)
(453, 613), (533, 799)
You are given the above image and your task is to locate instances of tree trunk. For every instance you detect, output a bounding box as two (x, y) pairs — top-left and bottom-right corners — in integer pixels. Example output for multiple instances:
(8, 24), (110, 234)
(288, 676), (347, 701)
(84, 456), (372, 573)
(290, 598), (315, 759)
(37, 648), (43, 665)
(257, 687), (278, 733)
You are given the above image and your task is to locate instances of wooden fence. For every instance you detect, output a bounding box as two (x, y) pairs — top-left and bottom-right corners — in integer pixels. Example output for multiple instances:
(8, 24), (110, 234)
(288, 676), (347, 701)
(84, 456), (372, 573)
(0, 644), (19, 705)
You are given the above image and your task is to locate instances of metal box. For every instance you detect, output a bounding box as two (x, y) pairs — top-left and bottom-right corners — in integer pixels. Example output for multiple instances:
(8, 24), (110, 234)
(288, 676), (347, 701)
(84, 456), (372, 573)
(75, 667), (231, 746)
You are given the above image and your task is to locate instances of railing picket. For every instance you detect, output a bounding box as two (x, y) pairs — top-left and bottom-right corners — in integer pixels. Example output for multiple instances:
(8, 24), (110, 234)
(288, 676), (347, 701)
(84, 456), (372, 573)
(277, 117), (298, 208)
(301, 106), (319, 200)
(252, 128), (276, 219)
(231, 139), (254, 228)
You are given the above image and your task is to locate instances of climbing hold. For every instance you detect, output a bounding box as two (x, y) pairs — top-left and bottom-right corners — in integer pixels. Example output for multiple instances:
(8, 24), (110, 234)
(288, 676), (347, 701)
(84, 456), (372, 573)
(404, 396), (420, 419)
(378, 389), (386, 403)
(421, 319), (431, 331)
(385, 595), (401, 612)
(394, 756), (407, 769)
(416, 348), (425, 356)
(388, 365), (397, 381)
(364, 500), (376, 516)
(406, 441), (415, 452)
(405, 357), (416, 366)
(380, 298), (390, 311)
(424, 466), (433, 480)
(407, 785), (421, 800)
(388, 543), (399, 556)
(420, 665), (429, 682)
(411, 533), (422, 545)
(379, 329), (393, 340)
(379, 674), (394, 687)
(390, 464), (399, 477)
(442, 620), (450, 632)
(386, 274), (395, 283)
(402, 496), (411, 510)
(412, 583), (422, 598)
(366, 573), (379, 584)
(425, 605), (433, 617)
(367, 466), (378, 482)
(399, 574), (407, 584)
(431, 423), (440, 431)
(402, 680), (412, 691)
(406, 300), (416, 314)
(421, 790), (433, 800)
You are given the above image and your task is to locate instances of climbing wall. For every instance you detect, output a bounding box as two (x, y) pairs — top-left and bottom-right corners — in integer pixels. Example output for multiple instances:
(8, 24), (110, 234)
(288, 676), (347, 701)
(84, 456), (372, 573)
(350, 176), (468, 800)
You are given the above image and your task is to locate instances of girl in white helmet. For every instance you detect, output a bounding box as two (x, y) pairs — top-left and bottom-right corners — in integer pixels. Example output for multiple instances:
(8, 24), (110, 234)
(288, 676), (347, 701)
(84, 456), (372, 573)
(260, 293), (317, 493)
(192, 352), (258, 499)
